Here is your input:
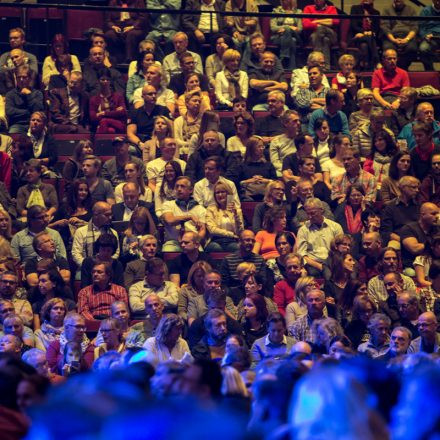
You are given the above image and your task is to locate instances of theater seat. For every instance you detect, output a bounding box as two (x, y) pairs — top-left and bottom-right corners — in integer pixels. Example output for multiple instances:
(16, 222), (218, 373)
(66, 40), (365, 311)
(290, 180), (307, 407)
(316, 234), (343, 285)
(241, 201), (258, 227)
(53, 133), (92, 156)
(408, 72), (440, 90)
(95, 134), (125, 155)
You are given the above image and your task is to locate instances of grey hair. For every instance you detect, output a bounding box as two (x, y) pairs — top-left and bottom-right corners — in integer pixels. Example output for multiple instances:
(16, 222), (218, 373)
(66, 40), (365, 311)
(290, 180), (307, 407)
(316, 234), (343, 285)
(368, 313), (391, 330)
(156, 314), (183, 344)
(303, 197), (323, 210)
(391, 326), (412, 340)
(22, 348), (46, 366)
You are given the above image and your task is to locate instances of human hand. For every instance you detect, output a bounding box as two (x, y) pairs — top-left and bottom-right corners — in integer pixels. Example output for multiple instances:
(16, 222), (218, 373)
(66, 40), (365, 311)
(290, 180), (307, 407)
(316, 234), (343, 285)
(278, 28), (286, 34)
(426, 34), (434, 41)
(123, 26), (134, 33)
(194, 29), (205, 42)
(354, 33), (364, 39)
(112, 26), (122, 33)
(20, 88), (31, 95)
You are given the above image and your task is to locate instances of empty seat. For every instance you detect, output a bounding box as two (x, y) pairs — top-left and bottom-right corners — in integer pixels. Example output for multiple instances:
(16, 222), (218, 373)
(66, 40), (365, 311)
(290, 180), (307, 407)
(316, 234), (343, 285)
(95, 134), (124, 155)
(53, 133), (92, 156)
(241, 201), (258, 227)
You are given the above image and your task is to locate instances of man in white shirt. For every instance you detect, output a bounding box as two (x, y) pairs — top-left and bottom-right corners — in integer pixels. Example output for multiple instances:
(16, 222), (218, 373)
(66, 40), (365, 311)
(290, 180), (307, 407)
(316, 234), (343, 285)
(193, 156), (240, 208)
(146, 137), (187, 193)
(296, 197), (343, 277)
(290, 51), (330, 98)
(162, 32), (203, 83)
(161, 176), (207, 251)
(129, 257), (179, 317)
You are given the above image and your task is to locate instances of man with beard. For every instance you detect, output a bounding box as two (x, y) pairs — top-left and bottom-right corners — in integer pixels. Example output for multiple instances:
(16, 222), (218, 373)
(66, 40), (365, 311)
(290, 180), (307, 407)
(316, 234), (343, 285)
(376, 326), (411, 362)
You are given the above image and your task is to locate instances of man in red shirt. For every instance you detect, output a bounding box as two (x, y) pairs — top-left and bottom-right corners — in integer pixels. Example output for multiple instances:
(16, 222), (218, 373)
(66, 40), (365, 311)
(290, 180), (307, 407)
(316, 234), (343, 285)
(372, 49), (410, 110)
(302, 0), (340, 70)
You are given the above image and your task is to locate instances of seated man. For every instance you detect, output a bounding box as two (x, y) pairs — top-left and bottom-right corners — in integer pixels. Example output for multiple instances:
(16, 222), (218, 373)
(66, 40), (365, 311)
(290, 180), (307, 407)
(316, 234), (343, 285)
(270, 110), (301, 177)
(248, 51), (288, 111)
(123, 234), (158, 288)
(77, 261), (128, 321)
(295, 65), (329, 123)
(397, 291), (421, 339)
(82, 155), (115, 204)
(11, 206), (66, 263)
(127, 84), (170, 149)
(358, 231), (382, 283)
(82, 46), (125, 96)
(168, 52), (210, 97)
(162, 32), (203, 83)
(129, 257), (179, 317)
(282, 134), (322, 184)
(2, 314), (34, 349)
(331, 147), (377, 204)
(125, 294), (164, 347)
(408, 311), (440, 354)
(302, 0), (340, 69)
(254, 91), (286, 145)
(167, 231), (212, 287)
(46, 312), (94, 373)
(358, 313), (391, 358)
(48, 71), (89, 134)
(308, 89), (349, 137)
(418, 0), (440, 71)
(381, 0), (418, 70)
(240, 33), (283, 75)
(5, 65), (44, 134)
(0, 272), (32, 327)
(410, 122), (440, 181)
(132, 64), (175, 114)
(296, 198), (343, 276)
(376, 326), (411, 362)
(0, 334), (22, 357)
(372, 49), (410, 111)
(72, 201), (119, 267)
(24, 232), (71, 287)
(161, 176), (207, 252)
(193, 156), (240, 208)
(420, 153), (440, 205)
(398, 102), (440, 151)
(290, 51), (330, 97)
(102, 137), (145, 188)
(146, 137), (186, 193)
(0, 28), (38, 73)
(185, 130), (240, 183)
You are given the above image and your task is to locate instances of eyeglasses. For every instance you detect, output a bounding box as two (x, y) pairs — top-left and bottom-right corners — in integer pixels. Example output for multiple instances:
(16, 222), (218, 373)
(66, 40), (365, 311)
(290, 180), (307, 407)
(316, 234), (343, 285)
(67, 324), (86, 330)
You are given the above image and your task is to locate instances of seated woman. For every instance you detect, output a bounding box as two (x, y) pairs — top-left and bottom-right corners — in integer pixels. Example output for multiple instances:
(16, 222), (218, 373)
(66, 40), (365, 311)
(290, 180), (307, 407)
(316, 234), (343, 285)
(121, 206), (157, 263)
(324, 252), (357, 325)
(3, 314), (34, 349)
(178, 261), (212, 322)
(62, 140), (94, 188)
(241, 292), (269, 348)
(90, 31), (114, 67)
(143, 116), (174, 164)
(252, 180), (289, 232)
(215, 49), (248, 110)
(342, 71), (362, 117)
(238, 136), (277, 201)
(142, 314), (192, 367)
(266, 232), (296, 283)
(81, 233), (124, 288)
(42, 34), (81, 88)
(227, 112), (254, 159)
(174, 90), (204, 154)
(205, 34), (232, 89)
(154, 160), (183, 219)
(273, 253), (303, 315)
(363, 130), (398, 190)
(348, 88), (374, 133)
(89, 69), (127, 134)
(176, 75), (211, 117)
(0, 209), (13, 258)
(331, 54), (356, 92)
(188, 110), (226, 156)
(334, 184), (366, 235)
(414, 236), (440, 289)
(29, 269), (76, 329)
(344, 295), (376, 349)
(297, 156), (332, 206)
(46, 54), (76, 90)
(380, 151), (414, 205)
(115, 161), (152, 203)
(322, 135), (347, 191)
(128, 39), (163, 78)
(10, 135), (35, 197)
(253, 206), (289, 260)
(270, 0), (302, 69)
(16, 159), (58, 220)
(94, 318), (126, 360)
(126, 50), (155, 105)
(313, 118), (331, 169)
(34, 298), (66, 351)
(206, 181), (245, 252)
(27, 112), (58, 172)
(322, 233), (354, 281)
(285, 276), (317, 328)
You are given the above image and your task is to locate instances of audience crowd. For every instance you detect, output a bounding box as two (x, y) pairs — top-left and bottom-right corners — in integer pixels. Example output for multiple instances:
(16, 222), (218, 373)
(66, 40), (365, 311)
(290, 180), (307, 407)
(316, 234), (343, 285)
(0, 0), (440, 438)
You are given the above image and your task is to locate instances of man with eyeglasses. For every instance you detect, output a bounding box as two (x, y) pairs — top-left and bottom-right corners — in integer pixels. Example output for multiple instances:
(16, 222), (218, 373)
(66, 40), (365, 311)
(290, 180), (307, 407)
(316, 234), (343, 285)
(396, 291), (421, 339)
(0, 272), (32, 327)
(46, 312), (94, 373)
(408, 311), (440, 354)
(398, 102), (440, 151)
(11, 205), (66, 263)
(420, 154), (440, 205)
(376, 326), (411, 363)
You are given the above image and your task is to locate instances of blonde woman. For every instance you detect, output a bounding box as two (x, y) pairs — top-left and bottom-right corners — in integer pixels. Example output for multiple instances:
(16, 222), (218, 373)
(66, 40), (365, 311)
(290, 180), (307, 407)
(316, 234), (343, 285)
(206, 181), (245, 252)
(176, 75), (211, 117)
(94, 318), (126, 360)
(348, 88), (374, 133)
(0, 209), (13, 258)
(142, 116), (175, 164)
(252, 180), (286, 231)
(221, 366), (249, 397)
(215, 49), (248, 109)
(285, 276), (319, 328)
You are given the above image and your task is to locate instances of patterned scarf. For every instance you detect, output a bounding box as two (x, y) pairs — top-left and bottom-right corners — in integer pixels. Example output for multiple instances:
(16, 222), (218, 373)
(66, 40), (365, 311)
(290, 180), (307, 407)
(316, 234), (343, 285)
(345, 205), (363, 234)
(26, 183), (46, 209)
(40, 321), (64, 345)
(224, 69), (242, 101)
(59, 331), (90, 354)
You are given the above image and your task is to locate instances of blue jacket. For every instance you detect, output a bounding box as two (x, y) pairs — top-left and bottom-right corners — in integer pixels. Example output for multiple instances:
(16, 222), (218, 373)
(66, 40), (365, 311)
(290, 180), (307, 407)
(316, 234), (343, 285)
(398, 120), (440, 150)
(419, 5), (440, 38)
(308, 108), (350, 137)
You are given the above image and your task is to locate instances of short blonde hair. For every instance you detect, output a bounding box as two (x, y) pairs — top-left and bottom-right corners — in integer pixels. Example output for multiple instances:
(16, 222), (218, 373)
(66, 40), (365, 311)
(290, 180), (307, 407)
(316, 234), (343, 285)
(357, 88), (373, 101)
(338, 54), (355, 68)
(222, 49), (241, 64)
(398, 176), (420, 190)
(236, 262), (256, 281)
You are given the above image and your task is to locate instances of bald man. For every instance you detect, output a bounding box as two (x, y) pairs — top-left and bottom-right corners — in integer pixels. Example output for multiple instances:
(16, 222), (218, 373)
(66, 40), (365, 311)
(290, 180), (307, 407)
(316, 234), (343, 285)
(72, 201), (120, 266)
(398, 102), (440, 150)
(408, 312), (440, 354)
(401, 202), (440, 273)
(359, 231), (383, 283)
